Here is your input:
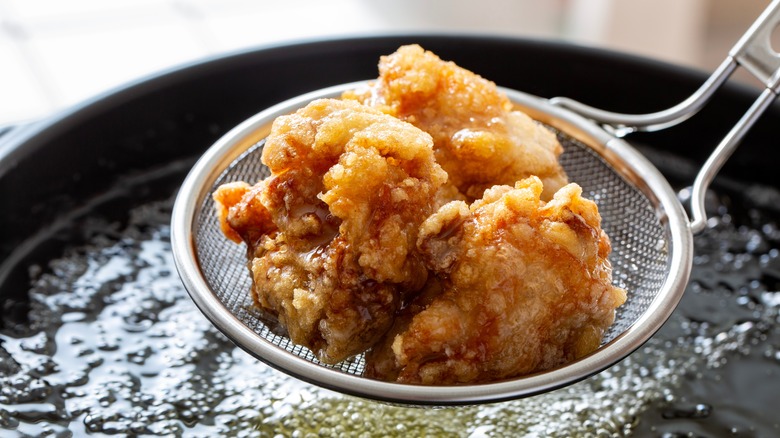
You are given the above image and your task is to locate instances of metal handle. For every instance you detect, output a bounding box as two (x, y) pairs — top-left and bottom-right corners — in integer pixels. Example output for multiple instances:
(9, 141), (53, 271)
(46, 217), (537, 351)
(688, 88), (777, 232)
(551, 0), (780, 234)
(549, 58), (737, 136)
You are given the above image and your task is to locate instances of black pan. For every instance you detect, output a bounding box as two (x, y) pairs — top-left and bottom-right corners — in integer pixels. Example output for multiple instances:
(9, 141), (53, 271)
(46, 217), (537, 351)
(1, 36), (778, 435)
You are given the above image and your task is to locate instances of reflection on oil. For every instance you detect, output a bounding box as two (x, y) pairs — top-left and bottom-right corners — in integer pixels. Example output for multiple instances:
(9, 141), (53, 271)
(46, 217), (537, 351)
(0, 185), (778, 436)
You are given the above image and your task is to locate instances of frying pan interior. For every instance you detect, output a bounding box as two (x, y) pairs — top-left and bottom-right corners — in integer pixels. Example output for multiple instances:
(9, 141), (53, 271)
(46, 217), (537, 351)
(0, 34), (779, 430)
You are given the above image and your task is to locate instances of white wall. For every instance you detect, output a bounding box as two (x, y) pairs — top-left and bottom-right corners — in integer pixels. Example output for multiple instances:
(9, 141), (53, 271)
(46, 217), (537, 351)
(0, 0), (771, 125)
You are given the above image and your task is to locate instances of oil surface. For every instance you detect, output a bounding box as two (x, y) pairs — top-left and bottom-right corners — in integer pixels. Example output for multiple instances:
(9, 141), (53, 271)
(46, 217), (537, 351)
(1, 183), (779, 436)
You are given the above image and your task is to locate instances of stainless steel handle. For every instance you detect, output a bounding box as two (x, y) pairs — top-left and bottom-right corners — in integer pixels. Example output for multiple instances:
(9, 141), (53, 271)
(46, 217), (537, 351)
(551, 0), (780, 234)
(548, 58), (737, 136)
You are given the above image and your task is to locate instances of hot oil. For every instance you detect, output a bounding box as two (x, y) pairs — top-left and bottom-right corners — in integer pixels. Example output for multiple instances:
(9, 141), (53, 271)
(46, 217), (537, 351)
(1, 181), (779, 436)
(632, 182), (780, 436)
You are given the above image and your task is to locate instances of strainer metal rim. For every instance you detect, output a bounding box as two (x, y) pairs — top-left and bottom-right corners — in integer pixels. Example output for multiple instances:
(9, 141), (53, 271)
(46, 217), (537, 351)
(170, 81), (693, 405)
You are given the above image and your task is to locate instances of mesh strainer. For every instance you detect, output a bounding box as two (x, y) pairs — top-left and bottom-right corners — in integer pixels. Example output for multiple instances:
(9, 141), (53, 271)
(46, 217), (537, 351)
(171, 2), (780, 405)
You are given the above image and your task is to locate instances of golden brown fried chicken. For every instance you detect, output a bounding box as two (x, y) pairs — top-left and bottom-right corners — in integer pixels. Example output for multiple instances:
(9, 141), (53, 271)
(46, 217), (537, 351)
(213, 98), (447, 363)
(344, 44), (568, 201)
(364, 177), (626, 384)
(213, 46), (624, 381)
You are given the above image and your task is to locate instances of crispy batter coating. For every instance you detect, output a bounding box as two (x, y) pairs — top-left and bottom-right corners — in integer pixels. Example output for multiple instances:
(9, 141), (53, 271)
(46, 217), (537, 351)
(344, 44), (568, 201)
(213, 98), (447, 363)
(364, 177), (626, 384)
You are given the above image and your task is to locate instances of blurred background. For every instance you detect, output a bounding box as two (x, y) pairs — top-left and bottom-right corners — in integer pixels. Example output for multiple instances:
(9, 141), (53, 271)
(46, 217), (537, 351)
(0, 0), (770, 126)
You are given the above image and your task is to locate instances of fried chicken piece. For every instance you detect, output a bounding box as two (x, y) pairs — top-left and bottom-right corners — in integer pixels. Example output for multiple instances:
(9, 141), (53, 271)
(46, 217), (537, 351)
(213, 98), (447, 363)
(344, 44), (568, 201)
(364, 177), (626, 384)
